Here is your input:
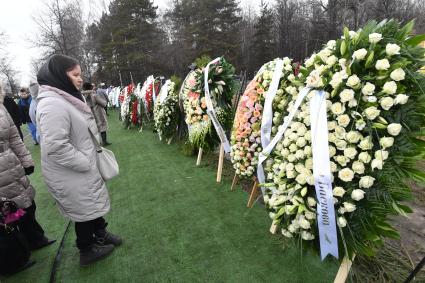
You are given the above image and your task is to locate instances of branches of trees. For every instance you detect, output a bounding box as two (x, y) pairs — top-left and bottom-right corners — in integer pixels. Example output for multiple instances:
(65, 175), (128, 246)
(32, 0), (425, 85)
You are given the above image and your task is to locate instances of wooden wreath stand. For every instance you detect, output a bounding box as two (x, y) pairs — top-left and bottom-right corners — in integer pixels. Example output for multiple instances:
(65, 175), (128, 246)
(230, 173), (261, 208)
(196, 144), (225, 183)
(216, 144), (225, 182)
(196, 148), (203, 166)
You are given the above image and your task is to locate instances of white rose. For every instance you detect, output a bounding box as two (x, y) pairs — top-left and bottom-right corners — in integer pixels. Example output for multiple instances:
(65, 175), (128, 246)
(304, 146), (312, 156)
(344, 147), (357, 159)
(371, 159), (383, 170)
(295, 150), (305, 160)
(328, 121), (337, 131)
(375, 150), (389, 161)
(387, 123), (402, 136)
(331, 102), (345, 115)
(390, 68), (405, 81)
(336, 155), (349, 166)
(352, 161), (365, 174)
(383, 81), (397, 94)
(358, 152), (372, 163)
(301, 231), (314, 240)
(333, 186), (346, 197)
(305, 54), (316, 67)
(379, 97), (394, 110)
(306, 70), (324, 88)
(364, 106), (380, 120)
(298, 217), (311, 229)
(386, 43), (400, 56)
(283, 57), (291, 65)
(329, 146), (336, 157)
(335, 139), (348, 150)
(375, 59), (390, 71)
(361, 82), (376, 96)
(330, 161), (337, 172)
(356, 119), (366, 131)
(307, 197), (316, 207)
(359, 137), (373, 150)
(286, 169), (296, 178)
(348, 99), (358, 108)
(395, 94), (409, 105)
(330, 72), (344, 89)
(380, 137), (394, 149)
(349, 30), (358, 39)
(351, 189), (365, 201)
(327, 40), (336, 49)
(339, 58), (347, 68)
(359, 176), (375, 188)
(337, 114), (351, 127)
(305, 211), (316, 220)
(346, 131), (362, 144)
(288, 74), (295, 82)
(282, 230), (293, 238)
(326, 55), (338, 66)
(338, 168), (355, 182)
(353, 48), (368, 60)
(346, 75), (361, 88)
(339, 89), (355, 103)
(305, 158), (313, 169)
(296, 137), (307, 148)
(343, 202), (357, 212)
(369, 33), (382, 44)
(337, 217), (347, 227)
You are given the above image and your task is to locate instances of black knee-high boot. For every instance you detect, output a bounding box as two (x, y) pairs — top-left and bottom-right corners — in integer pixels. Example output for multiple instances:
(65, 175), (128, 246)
(100, 132), (111, 146)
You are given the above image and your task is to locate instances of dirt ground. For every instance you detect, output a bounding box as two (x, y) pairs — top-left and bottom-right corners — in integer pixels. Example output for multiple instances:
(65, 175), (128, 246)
(394, 183), (425, 264)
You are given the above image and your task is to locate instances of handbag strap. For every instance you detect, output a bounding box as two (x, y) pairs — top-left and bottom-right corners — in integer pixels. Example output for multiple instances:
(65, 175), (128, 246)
(88, 127), (103, 153)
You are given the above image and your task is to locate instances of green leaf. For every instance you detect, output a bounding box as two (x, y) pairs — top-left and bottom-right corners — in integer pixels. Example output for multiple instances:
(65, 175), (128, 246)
(405, 34), (425, 46)
(365, 51), (375, 68)
(340, 41), (347, 56)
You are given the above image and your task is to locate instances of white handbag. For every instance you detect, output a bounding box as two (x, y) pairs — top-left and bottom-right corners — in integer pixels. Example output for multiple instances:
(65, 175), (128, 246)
(97, 147), (119, 181)
(89, 129), (119, 181)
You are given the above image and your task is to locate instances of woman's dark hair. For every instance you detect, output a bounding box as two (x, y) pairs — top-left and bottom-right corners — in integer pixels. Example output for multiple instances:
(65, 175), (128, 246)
(37, 54), (83, 101)
(82, 82), (93, 91)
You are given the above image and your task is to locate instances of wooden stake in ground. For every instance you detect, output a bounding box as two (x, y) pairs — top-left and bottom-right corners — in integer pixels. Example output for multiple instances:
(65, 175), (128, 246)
(247, 178), (260, 208)
(230, 173), (238, 191)
(167, 137), (173, 145)
(269, 221), (278, 234)
(334, 255), (355, 283)
(216, 144), (224, 182)
(196, 148), (203, 166)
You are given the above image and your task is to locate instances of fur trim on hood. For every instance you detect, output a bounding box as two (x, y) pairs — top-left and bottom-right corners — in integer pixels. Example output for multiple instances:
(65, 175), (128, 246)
(0, 84), (5, 104)
(38, 85), (91, 113)
(29, 82), (39, 98)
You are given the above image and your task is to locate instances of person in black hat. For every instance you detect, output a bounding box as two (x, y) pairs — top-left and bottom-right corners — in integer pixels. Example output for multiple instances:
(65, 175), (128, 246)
(36, 54), (121, 267)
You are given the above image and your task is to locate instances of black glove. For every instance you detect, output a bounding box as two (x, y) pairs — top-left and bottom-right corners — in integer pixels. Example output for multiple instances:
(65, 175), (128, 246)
(24, 166), (34, 175)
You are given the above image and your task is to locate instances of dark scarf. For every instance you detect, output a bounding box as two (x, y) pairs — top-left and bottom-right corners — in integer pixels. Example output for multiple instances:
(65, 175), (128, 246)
(37, 54), (83, 102)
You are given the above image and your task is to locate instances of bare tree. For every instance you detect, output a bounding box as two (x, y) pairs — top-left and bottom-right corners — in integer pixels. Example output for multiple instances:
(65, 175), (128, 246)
(0, 58), (19, 96)
(32, 0), (84, 58)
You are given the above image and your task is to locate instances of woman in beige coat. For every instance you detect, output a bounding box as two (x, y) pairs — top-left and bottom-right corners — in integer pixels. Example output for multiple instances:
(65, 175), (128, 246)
(36, 55), (121, 266)
(0, 83), (54, 271)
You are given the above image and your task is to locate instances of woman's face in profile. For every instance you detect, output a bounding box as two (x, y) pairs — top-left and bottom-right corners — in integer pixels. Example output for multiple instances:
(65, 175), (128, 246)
(66, 65), (83, 90)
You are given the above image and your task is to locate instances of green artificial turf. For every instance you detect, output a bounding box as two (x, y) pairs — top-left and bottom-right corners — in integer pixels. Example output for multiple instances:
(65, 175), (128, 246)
(3, 110), (338, 283)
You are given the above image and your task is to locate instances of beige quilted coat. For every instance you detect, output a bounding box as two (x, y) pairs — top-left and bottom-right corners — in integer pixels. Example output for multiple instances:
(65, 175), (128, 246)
(0, 88), (35, 208)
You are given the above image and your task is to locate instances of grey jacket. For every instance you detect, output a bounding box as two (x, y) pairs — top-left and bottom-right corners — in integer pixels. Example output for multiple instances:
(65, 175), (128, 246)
(83, 90), (108, 133)
(36, 85), (110, 222)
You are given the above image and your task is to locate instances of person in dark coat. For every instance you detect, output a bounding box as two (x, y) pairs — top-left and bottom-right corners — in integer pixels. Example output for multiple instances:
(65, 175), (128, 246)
(17, 88), (38, 145)
(3, 95), (24, 140)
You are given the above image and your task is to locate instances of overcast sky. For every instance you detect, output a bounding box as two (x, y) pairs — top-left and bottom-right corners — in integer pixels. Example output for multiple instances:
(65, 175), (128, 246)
(0, 0), (267, 86)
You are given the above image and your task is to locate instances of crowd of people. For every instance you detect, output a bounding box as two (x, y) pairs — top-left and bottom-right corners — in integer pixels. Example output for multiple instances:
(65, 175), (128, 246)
(0, 54), (120, 276)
